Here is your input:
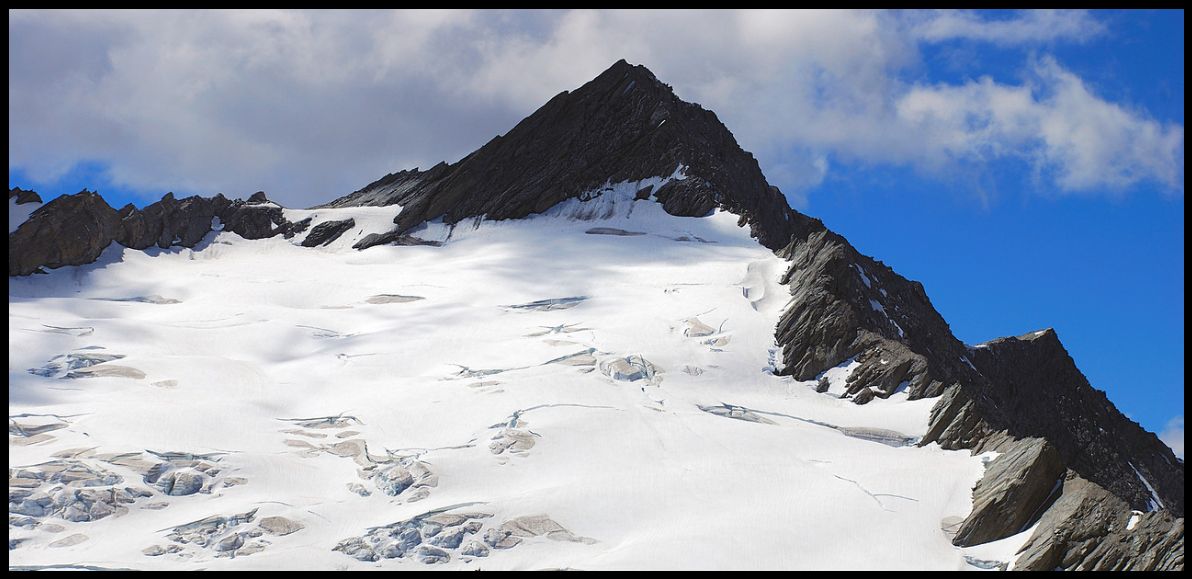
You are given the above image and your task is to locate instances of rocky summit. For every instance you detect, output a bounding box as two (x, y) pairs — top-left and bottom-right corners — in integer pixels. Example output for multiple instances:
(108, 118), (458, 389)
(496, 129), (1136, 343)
(318, 60), (809, 252)
(8, 60), (1182, 571)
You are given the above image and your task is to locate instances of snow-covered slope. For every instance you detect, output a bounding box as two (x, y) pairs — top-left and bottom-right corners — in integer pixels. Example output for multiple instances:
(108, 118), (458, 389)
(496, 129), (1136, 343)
(9, 191), (1018, 570)
(9, 196), (41, 234)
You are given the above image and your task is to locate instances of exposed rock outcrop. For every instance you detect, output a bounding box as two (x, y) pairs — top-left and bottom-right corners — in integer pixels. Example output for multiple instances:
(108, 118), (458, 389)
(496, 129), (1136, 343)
(219, 192), (297, 240)
(909, 328), (1185, 568)
(9, 190), (119, 276)
(300, 218), (355, 247)
(920, 331), (1183, 522)
(115, 193), (223, 250)
(351, 231), (442, 250)
(319, 163), (452, 209)
(1015, 474), (1184, 571)
(10, 187), (43, 205)
(962, 330), (1182, 516)
(772, 226), (978, 402)
(10, 189), (304, 275)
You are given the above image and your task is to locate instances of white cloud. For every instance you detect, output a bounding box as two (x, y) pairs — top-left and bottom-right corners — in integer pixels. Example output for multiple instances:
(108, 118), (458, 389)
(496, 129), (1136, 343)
(9, 9), (499, 203)
(1160, 416), (1184, 459)
(893, 57), (1184, 192)
(7, 9), (1183, 208)
(911, 10), (1106, 45)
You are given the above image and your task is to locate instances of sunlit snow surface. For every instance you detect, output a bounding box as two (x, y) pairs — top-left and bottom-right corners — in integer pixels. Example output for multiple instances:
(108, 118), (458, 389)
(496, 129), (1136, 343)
(10, 191), (1005, 570)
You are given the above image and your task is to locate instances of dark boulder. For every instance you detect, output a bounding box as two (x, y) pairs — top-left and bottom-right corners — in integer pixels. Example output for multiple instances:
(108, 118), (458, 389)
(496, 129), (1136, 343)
(301, 218), (356, 247)
(851, 387), (876, 405)
(352, 229), (443, 250)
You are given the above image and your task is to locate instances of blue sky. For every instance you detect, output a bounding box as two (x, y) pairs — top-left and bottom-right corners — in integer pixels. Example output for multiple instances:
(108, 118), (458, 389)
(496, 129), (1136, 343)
(8, 10), (1184, 453)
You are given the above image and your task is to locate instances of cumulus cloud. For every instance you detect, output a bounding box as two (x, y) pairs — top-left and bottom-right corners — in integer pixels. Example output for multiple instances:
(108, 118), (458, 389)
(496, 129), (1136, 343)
(7, 9), (1183, 208)
(1160, 416), (1184, 459)
(894, 57), (1184, 192)
(9, 9), (513, 204)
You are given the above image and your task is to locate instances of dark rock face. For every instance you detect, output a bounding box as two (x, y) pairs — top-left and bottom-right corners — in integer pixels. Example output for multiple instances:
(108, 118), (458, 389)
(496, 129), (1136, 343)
(320, 59), (814, 252)
(153, 195), (219, 248)
(10, 187), (43, 205)
(301, 218), (356, 247)
(319, 163), (451, 209)
(773, 227), (973, 402)
(1015, 474), (1184, 571)
(906, 328), (1185, 567)
(114, 204), (154, 249)
(115, 193), (224, 250)
(953, 438), (1065, 547)
(9, 191), (119, 276)
(928, 330), (1183, 517)
(922, 384), (1006, 453)
(218, 199), (287, 239)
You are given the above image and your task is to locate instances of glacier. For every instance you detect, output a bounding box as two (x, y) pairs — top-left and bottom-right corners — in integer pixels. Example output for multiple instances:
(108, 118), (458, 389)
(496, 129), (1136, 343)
(8, 187), (1023, 570)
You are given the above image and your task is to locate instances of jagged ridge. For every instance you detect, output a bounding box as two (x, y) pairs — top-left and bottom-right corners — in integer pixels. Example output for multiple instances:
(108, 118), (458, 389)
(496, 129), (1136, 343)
(769, 198), (1182, 569)
(8, 190), (305, 276)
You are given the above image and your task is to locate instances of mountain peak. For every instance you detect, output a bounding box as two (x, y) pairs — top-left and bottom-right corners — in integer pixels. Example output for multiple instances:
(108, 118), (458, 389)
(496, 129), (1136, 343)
(7, 58), (1183, 572)
(320, 60), (815, 250)
(606, 57), (633, 72)
(592, 58), (665, 90)
(1019, 327), (1057, 341)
